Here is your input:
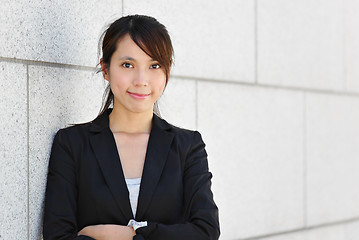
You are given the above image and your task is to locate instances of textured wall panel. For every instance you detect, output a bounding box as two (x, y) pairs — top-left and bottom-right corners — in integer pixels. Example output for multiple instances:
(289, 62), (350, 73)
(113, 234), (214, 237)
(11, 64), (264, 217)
(124, 0), (255, 82)
(344, 0), (359, 92)
(198, 82), (304, 239)
(0, 0), (122, 66)
(260, 220), (359, 240)
(0, 62), (28, 239)
(158, 78), (196, 130)
(257, 0), (344, 91)
(28, 65), (106, 239)
(306, 93), (359, 225)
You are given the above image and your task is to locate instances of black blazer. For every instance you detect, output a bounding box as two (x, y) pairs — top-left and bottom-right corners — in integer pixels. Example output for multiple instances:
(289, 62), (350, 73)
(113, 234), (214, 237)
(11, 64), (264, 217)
(43, 109), (220, 240)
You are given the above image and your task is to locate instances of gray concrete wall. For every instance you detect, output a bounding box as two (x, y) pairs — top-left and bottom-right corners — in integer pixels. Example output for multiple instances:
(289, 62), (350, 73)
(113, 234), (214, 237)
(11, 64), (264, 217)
(1, 1), (359, 239)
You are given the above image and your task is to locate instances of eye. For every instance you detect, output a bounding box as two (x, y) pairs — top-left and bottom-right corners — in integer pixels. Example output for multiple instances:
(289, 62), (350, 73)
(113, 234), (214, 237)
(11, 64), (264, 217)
(122, 62), (133, 68)
(150, 64), (161, 69)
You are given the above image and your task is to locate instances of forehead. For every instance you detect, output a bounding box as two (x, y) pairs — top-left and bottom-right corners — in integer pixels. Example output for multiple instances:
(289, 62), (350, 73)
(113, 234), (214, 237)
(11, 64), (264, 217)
(114, 34), (152, 60)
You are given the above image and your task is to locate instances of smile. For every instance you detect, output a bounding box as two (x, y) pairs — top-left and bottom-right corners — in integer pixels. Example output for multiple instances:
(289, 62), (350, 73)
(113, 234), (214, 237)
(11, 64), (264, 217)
(127, 91), (150, 100)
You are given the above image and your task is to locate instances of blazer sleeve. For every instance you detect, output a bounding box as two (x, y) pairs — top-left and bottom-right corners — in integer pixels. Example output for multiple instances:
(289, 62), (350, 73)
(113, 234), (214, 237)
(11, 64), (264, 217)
(134, 131), (220, 240)
(43, 129), (95, 240)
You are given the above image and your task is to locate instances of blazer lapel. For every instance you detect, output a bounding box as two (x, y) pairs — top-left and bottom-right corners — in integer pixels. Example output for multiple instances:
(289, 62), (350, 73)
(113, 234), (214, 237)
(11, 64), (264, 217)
(136, 114), (174, 220)
(89, 110), (134, 220)
(88, 109), (175, 221)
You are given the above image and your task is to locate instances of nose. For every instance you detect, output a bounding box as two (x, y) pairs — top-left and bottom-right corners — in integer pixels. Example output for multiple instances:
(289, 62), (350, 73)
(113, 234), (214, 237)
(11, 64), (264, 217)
(133, 68), (149, 86)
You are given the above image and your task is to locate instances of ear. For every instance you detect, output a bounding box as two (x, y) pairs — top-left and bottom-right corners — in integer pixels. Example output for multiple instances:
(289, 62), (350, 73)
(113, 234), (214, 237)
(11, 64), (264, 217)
(100, 58), (110, 81)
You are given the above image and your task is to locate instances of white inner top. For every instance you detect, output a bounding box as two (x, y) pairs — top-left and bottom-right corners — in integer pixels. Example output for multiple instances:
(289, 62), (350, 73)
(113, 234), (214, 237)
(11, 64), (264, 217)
(125, 177), (141, 218)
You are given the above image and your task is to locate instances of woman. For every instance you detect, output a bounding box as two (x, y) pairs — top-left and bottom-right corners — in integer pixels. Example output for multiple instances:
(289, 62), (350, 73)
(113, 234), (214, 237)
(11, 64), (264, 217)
(43, 15), (220, 240)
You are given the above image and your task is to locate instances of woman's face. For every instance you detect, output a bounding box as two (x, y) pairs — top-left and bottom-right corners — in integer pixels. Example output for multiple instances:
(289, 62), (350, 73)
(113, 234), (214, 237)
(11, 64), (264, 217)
(102, 34), (166, 115)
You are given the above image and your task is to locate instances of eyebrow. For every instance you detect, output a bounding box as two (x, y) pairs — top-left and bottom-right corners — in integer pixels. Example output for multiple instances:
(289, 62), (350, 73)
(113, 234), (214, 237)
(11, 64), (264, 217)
(119, 56), (135, 61)
(119, 56), (157, 62)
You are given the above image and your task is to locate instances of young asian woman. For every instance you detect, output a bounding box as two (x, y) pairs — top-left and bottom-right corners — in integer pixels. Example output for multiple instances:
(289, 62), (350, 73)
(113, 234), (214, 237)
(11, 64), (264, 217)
(43, 15), (220, 240)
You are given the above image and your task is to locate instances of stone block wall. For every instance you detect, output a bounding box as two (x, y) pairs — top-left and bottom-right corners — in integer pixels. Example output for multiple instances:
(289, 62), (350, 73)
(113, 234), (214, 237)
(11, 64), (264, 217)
(1, 1), (359, 239)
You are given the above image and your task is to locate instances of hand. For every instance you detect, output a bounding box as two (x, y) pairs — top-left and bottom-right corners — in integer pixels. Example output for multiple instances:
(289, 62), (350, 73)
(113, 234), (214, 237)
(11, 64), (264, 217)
(78, 224), (136, 240)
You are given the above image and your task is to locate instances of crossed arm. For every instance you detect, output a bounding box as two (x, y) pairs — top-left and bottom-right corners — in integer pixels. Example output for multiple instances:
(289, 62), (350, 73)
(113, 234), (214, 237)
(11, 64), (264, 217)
(78, 224), (135, 240)
(43, 130), (219, 240)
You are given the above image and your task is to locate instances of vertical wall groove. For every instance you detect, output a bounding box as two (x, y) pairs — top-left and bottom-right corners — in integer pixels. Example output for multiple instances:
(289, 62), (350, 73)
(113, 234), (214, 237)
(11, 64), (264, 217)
(26, 64), (30, 240)
(303, 92), (307, 228)
(341, 0), (347, 91)
(121, 0), (124, 16)
(254, 0), (258, 84)
(195, 80), (198, 129)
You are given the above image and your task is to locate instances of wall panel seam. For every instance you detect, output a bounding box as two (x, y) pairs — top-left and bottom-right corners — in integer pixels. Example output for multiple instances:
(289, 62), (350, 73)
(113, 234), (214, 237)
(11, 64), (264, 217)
(195, 80), (198, 129)
(0, 57), (96, 72)
(173, 76), (359, 98)
(342, 0), (347, 91)
(235, 217), (359, 240)
(26, 64), (30, 240)
(121, 0), (124, 16)
(254, 0), (258, 84)
(303, 92), (307, 227)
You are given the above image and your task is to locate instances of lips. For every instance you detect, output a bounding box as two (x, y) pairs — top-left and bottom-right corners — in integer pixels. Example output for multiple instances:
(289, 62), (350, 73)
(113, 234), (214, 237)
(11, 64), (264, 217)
(127, 91), (150, 99)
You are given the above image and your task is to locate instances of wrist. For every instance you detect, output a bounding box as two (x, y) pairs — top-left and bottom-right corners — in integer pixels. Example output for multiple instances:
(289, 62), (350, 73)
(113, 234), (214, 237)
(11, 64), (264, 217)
(128, 225), (136, 236)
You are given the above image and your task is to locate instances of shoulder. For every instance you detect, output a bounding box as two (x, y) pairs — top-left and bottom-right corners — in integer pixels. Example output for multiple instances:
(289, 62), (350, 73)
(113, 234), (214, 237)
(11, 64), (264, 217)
(159, 118), (209, 173)
(156, 116), (205, 148)
(53, 122), (93, 148)
(56, 122), (92, 137)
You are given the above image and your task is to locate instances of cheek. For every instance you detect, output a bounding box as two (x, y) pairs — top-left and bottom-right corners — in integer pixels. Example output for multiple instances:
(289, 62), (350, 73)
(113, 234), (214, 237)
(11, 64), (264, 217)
(109, 71), (131, 90)
(155, 73), (167, 92)
(155, 78), (166, 95)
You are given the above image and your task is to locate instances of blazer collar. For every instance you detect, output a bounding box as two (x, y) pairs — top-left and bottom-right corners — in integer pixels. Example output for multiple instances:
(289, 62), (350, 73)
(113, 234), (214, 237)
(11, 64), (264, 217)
(89, 108), (174, 221)
(89, 108), (172, 133)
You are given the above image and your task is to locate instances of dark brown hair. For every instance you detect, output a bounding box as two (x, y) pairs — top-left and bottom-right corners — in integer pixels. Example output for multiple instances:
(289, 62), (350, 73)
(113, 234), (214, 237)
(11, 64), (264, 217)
(97, 15), (174, 117)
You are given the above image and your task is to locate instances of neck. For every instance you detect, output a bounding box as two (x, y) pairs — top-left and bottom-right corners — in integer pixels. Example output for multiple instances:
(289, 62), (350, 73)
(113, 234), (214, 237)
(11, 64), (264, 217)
(109, 106), (153, 134)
